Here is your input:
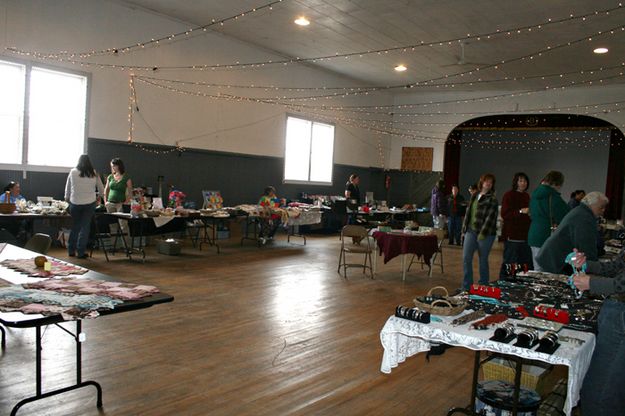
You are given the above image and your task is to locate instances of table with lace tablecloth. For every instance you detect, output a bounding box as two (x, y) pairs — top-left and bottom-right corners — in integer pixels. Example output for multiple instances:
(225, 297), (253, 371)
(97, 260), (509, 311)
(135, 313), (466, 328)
(380, 314), (595, 416)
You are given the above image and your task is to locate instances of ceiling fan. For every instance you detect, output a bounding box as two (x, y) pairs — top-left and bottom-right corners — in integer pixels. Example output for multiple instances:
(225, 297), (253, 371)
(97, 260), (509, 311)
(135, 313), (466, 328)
(442, 41), (490, 67)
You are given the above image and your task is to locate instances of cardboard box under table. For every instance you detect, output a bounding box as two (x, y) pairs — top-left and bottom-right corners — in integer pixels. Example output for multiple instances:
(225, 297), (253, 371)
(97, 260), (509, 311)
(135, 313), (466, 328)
(482, 356), (563, 397)
(157, 238), (181, 255)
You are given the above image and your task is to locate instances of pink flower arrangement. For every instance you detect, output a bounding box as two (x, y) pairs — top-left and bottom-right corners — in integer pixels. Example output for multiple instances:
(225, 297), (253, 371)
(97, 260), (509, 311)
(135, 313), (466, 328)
(168, 190), (186, 208)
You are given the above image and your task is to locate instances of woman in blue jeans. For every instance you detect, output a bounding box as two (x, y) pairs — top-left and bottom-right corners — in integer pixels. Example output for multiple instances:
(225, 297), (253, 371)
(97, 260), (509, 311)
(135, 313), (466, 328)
(461, 173), (498, 290)
(572, 248), (625, 416)
(64, 154), (104, 258)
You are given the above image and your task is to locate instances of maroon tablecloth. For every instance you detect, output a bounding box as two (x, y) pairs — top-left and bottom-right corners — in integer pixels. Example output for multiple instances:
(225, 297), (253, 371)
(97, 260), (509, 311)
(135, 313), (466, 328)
(373, 231), (438, 265)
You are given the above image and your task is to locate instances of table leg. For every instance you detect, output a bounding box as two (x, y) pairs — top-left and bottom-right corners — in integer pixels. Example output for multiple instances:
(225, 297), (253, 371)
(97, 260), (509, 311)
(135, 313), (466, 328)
(198, 218), (220, 253)
(401, 254), (406, 281)
(512, 357), (523, 416)
(10, 322), (103, 416)
(287, 225), (306, 245)
(373, 246), (377, 275)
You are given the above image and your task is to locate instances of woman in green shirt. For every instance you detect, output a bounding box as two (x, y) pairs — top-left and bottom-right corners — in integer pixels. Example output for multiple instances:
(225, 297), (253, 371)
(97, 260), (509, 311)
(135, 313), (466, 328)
(104, 158), (133, 212)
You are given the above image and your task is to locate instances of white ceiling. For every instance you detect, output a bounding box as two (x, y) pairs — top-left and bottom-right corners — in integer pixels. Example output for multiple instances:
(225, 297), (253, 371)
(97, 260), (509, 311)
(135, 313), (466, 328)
(116, 0), (625, 91)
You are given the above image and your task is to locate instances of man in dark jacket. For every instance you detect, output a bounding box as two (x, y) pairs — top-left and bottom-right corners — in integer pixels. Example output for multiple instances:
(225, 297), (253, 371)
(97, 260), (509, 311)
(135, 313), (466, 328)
(536, 192), (608, 273)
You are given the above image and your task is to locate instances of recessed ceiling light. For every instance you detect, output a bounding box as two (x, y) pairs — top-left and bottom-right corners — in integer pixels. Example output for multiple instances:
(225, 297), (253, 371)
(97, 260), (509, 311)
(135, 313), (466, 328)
(394, 64), (407, 72)
(294, 16), (310, 26)
(593, 47), (609, 54)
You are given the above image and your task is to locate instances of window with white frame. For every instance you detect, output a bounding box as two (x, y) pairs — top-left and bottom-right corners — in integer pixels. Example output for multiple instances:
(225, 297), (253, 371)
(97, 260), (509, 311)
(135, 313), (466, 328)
(283, 116), (335, 184)
(0, 59), (88, 170)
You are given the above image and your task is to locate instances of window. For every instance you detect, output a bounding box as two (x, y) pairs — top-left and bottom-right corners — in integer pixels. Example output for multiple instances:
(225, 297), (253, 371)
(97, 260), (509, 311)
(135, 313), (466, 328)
(0, 59), (88, 171)
(284, 116), (335, 184)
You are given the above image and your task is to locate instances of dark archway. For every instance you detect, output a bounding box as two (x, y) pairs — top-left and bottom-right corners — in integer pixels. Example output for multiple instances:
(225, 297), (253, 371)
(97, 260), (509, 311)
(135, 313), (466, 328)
(443, 114), (625, 219)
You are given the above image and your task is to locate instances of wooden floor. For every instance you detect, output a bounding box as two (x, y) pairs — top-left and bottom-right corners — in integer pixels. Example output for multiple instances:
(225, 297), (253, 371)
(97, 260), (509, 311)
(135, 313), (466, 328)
(1, 230), (513, 415)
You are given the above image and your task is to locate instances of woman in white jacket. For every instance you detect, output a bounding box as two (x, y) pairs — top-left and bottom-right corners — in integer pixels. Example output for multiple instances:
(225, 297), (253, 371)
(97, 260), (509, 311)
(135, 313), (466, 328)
(64, 154), (104, 258)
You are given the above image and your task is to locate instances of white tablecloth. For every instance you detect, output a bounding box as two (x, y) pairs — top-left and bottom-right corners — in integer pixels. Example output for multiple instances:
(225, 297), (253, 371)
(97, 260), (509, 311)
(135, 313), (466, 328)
(287, 210), (322, 226)
(380, 314), (596, 415)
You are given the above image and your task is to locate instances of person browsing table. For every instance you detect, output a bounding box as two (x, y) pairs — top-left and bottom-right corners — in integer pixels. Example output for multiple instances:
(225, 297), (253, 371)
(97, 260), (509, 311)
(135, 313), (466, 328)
(571, 247), (625, 416)
(461, 173), (498, 291)
(64, 154), (104, 259)
(103, 157), (133, 212)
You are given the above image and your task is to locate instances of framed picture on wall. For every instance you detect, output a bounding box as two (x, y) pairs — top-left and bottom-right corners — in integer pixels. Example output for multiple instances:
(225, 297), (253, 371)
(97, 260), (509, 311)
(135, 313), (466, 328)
(401, 147), (433, 171)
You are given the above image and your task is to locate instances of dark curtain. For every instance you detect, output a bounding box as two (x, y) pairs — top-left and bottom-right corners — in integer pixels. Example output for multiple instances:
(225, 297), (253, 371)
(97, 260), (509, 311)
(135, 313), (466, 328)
(443, 130), (462, 191)
(605, 128), (625, 220)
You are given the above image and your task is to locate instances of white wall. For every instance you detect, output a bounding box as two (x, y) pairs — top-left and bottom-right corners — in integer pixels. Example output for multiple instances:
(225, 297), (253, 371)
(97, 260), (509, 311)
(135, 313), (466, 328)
(0, 0), (393, 168)
(3, 0), (624, 172)
(390, 84), (625, 171)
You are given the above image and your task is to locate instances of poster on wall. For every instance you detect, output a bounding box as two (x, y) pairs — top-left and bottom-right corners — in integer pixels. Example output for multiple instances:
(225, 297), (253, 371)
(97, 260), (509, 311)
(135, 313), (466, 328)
(401, 147), (433, 171)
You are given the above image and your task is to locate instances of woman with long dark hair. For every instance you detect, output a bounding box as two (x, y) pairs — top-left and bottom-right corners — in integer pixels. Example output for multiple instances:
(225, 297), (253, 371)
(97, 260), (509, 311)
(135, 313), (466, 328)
(104, 157), (133, 213)
(64, 154), (104, 258)
(500, 172), (532, 275)
(461, 173), (499, 290)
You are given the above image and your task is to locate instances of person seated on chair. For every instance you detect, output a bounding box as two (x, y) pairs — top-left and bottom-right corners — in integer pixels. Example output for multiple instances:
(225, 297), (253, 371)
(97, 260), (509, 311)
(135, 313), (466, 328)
(0, 182), (27, 243)
(0, 181), (25, 203)
(258, 186), (284, 244)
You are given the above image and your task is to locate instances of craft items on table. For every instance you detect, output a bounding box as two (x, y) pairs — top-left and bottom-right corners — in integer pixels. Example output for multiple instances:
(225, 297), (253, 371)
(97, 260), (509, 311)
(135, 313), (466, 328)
(0, 286), (123, 319)
(395, 305), (431, 323)
(23, 278), (159, 301)
(1, 258), (88, 278)
(471, 313), (508, 330)
(501, 262), (530, 277)
(0, 278), (161, 320)
(413, 286), (467, 316)
(515, 328), (540, 348)
(451, 309), (486, 326)
(517, 317), (564, 333)
(202, 190), (223, 210)
(471, 274), (603, 332)
(469, 284), (502, 299)
(533, 304), (570, 324)
(491, 322), (516, 343)
(536, 331), (560, 354)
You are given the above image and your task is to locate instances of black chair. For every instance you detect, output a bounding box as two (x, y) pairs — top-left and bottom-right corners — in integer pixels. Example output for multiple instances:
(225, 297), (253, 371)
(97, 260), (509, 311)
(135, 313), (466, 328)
(0, 228), (19, 246)
(24, 233), (52, 255)
(91, 213), (129, 261)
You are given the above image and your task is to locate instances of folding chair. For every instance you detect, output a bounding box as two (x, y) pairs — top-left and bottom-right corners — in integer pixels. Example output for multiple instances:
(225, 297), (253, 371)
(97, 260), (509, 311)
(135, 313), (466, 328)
(24, 233), (52, 255)
(91, 213), (129, 261)
(337, 225), (373, 278)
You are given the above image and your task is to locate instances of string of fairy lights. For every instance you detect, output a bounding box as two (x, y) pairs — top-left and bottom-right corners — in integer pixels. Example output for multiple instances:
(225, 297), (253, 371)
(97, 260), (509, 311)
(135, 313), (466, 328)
(132, 70), (625, 117)
(10, 0), (622, 156)
(127, 70), (625, 153)
(128, 76), (186, 154)
(7, 0), (287, 59)
(131, 62), (625, 96)
(8, 3), (624, 72)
